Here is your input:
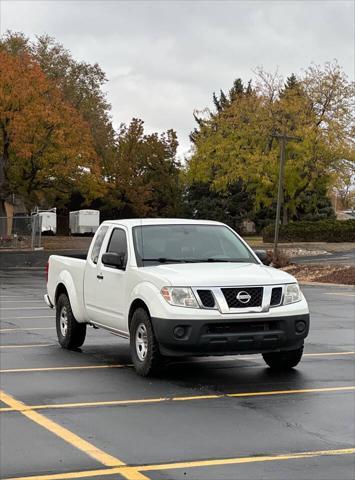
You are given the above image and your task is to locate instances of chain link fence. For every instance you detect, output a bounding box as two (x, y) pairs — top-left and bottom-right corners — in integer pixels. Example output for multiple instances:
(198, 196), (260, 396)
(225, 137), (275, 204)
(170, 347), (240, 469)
(0, 215), (42, 250)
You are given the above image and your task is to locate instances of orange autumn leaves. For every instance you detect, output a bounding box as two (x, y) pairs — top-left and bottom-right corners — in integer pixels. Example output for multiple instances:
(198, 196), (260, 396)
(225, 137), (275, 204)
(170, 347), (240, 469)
(0, 50), (102, 209)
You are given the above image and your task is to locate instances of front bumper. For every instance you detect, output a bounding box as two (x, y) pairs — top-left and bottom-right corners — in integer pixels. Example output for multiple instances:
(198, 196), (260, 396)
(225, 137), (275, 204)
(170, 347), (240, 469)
(151, 314), (310, 357)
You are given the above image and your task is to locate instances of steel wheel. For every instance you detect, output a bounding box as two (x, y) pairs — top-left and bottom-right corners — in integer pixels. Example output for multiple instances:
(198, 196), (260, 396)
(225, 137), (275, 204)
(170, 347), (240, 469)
(59, 306), (68, 337)
(130, 307), (162, 376)
(135, 323), (148, 361)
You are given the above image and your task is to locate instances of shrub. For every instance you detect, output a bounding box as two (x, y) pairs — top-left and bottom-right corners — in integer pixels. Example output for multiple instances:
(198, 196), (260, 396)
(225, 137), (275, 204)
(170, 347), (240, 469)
(272, 249), (291, 268)
(262, 220), (355, 243)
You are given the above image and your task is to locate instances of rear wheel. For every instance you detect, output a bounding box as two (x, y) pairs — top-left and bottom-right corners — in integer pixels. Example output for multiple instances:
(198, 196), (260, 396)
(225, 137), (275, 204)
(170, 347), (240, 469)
(56, 293), (86, 349)
(262, 346), (303, 370)
(130, 307), (163, 376)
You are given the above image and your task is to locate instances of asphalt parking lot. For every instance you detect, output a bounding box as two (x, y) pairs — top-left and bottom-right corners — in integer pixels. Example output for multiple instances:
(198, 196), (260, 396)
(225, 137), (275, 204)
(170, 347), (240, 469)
(0, 268), (354, 480)
(293, 249), (355, 265)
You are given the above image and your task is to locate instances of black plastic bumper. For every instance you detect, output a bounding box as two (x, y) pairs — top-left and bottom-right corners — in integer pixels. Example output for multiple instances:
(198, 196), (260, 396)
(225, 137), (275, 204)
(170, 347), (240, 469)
(151, 314), (310, 357)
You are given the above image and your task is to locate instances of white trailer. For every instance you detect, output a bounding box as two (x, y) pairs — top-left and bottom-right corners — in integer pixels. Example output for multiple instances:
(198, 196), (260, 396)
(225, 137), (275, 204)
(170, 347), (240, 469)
(32, 209), (57, 235)
(69, 210), (100, 235)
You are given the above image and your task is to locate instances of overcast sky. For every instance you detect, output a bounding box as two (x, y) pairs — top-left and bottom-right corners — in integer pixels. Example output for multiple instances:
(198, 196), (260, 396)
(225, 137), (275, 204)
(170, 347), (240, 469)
(1, 0), (354, 157)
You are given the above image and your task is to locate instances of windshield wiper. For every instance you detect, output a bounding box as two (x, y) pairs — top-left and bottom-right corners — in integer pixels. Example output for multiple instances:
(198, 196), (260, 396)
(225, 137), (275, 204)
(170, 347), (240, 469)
(201, 258), (253, 263)
(142, 258), (187, 263)
(142, 257), (252, 264)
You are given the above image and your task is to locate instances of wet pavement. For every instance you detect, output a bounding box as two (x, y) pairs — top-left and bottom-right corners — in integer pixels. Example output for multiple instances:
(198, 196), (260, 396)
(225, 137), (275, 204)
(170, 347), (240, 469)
(0, 269), (354, 479)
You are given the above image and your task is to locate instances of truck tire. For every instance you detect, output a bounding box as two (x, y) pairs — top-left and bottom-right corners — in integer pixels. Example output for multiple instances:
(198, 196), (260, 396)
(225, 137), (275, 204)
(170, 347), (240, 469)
(262, 346), (304, 370)
(130, 307), (162, 376)
(56, 293), (86, 349)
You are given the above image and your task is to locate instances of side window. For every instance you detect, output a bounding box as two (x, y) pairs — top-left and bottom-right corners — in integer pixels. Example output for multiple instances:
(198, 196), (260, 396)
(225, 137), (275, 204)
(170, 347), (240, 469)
(90, 226), (109, 264)
(107, 228), (128, 267)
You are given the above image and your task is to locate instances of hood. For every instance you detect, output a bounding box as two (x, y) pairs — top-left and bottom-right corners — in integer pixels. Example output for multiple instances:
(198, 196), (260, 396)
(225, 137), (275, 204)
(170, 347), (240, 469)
(143, 262), (296, 287)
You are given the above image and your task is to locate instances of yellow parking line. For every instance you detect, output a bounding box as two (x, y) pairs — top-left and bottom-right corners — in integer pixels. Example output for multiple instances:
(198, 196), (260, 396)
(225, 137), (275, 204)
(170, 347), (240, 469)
(2, 467), (125, 480)
(0, 389), (149, 480)
(3, 447), (355, 480)
(0, 327), (55, 333)
(139, 447), (355, 472)
(0, 343), (56, 349)
(227, 386), (355, 398)
(0, 364), (130, 373)
(173, 394), (221, 401)
(1, 385), (353, 413)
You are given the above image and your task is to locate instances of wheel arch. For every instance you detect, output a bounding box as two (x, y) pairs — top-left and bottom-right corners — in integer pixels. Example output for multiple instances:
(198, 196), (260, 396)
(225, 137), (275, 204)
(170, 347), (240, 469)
(53, 270), (86, 323)
(55, 283), (68, 305)
(128, 299), (150, 332)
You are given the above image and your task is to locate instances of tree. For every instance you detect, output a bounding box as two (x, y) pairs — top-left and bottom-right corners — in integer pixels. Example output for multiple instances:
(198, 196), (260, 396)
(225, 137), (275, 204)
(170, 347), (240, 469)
(0, 49), (102, 214)
(103, 118), (182, 218)
(186, 62), (354, 225)
(1, 32), (116, 204)
(33, 34), (117, 176)
(184, 179), (254, 230)
(0, 32), (184, 220)
(331, 159), (355, 209)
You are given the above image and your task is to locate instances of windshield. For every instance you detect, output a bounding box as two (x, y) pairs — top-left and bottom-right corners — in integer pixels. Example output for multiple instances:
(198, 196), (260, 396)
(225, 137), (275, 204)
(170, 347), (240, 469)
(132, 224), (257, 266)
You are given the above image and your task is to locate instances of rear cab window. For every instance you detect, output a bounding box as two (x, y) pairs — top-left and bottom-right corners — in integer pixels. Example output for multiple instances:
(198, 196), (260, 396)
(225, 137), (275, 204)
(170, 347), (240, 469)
(90, 226), (109, 264)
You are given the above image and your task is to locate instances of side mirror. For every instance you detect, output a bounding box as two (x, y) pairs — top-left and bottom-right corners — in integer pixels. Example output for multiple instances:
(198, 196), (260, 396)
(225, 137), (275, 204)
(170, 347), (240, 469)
(101, 252), (125, 269)
(254, 249), (271, 265)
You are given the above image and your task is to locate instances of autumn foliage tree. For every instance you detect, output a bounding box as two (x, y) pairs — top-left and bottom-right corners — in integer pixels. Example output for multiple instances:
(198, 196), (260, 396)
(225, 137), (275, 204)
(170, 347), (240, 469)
(0, 48), (102, 215)
(187, 63), (354, 227)
(1, 32), (183, 221)
(102, 118), (182, 218)
(1, 31), (116, 176)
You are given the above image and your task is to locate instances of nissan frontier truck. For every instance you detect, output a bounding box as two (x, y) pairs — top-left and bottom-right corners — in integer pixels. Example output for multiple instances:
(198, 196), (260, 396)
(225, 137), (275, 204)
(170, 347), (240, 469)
(44, 219), (310, 376)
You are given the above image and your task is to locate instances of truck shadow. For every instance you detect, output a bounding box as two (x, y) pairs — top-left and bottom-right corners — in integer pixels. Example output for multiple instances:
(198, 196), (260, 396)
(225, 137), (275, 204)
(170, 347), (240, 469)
(73, 342), (307, 393)
(158, 357), (304, 393)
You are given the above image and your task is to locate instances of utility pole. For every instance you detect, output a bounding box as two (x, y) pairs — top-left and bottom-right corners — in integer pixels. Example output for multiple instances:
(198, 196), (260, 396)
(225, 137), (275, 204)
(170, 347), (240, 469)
(272, 133), (300, 259)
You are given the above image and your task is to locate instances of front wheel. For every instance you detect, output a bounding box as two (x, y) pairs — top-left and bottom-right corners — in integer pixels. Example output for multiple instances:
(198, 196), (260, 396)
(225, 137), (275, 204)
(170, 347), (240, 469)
(262, 346), (304, 370)
(130, 308), (163, 376)
(56, 293), (86, 349)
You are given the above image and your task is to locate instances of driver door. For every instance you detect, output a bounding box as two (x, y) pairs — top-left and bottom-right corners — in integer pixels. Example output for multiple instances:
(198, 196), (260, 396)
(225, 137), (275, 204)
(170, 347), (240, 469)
(85, 226), (129, 334)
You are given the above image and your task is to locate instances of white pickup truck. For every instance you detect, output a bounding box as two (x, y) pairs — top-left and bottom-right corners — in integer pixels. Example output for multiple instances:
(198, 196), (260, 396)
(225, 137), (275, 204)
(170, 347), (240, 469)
(45, 218), (310, 376)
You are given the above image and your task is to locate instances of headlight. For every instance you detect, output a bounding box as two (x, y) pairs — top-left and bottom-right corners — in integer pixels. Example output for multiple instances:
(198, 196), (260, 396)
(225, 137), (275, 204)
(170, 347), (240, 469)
(161, 287), (199, 308)
(283, 283), (302, 305)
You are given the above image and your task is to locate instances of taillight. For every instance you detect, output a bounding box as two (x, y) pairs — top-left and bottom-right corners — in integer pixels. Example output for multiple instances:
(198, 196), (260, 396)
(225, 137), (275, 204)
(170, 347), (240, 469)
(45, 262), (49, 283)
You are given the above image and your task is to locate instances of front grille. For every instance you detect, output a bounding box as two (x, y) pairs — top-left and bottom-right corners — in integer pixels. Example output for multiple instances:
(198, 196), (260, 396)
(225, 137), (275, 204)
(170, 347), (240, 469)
(222, 287), (263, 308)
(206, 321), (280, 335)
(270, 287), (282, 306)
(197, 289), (215, 308)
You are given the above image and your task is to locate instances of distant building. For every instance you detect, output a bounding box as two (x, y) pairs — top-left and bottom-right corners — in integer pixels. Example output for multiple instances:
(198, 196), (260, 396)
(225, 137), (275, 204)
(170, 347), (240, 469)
(241, 219), (256, 234)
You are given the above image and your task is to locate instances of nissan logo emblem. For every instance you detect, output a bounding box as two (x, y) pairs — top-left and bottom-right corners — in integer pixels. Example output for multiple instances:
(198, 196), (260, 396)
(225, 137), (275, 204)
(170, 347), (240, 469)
(236, 291), (251, 304)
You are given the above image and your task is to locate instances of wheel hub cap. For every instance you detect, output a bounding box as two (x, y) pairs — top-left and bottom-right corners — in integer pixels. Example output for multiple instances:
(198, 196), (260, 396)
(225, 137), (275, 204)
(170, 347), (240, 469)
(60, 306), (68, 336)
(135, 323), (148, 361)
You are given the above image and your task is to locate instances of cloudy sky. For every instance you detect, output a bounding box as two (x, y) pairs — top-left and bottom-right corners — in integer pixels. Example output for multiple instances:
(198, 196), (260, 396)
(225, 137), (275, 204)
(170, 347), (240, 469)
(1, 0), (353, 157)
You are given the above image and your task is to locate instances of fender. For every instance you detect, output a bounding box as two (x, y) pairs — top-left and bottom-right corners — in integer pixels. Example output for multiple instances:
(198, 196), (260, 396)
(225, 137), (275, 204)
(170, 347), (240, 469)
(128, 281), (168, 320)
(56, 270), (86, 323)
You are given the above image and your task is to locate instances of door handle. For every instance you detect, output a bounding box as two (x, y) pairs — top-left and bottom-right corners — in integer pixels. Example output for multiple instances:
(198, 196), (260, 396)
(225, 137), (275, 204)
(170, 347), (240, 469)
(97, 274), (104, 280)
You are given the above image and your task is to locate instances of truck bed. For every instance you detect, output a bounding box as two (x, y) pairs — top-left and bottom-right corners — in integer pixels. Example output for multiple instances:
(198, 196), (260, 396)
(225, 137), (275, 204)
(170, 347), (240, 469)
(56, 252), (88, 260)
(47, 254), (87, 322)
